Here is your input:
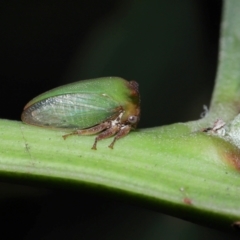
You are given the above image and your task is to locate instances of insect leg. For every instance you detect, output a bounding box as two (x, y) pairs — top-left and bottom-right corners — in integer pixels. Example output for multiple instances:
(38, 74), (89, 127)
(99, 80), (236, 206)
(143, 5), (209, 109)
(62, 122), (110, 140)
(108, 125), (131, 149)
(91, 124), (120, 150)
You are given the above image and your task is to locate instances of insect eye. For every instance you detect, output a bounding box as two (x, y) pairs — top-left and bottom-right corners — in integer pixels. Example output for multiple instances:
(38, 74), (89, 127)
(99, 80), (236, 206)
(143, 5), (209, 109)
(128, 115), (138, 124)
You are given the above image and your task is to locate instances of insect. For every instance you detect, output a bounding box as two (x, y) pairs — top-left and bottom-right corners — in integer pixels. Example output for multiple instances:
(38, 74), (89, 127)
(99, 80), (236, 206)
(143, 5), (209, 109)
(21, 77), (141, 150)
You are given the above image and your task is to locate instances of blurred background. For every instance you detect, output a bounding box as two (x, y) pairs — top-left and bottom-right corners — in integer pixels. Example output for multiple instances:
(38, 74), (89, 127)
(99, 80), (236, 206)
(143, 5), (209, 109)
(1, 0), (219, 127)
(1, 0), (238, 239)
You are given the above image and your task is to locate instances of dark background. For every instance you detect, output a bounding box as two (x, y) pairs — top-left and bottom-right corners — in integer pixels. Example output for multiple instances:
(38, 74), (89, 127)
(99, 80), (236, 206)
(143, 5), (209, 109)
(1, 0), (238, 239)
(1, 0), (219, 127)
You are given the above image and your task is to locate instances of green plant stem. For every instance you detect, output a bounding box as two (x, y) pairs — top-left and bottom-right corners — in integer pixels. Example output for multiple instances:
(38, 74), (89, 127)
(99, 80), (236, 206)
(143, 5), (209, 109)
(206, 0), (240, 122)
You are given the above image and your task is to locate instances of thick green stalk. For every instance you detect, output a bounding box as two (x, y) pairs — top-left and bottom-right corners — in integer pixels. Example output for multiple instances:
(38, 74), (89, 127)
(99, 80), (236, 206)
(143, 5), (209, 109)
(205, 0), (240, 122)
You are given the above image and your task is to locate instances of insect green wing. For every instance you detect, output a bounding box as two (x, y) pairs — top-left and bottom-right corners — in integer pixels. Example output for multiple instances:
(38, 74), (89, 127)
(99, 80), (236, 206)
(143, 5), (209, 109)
(22, 77), (138, 130)
(24, 77), (131, 108)
(22, 92), (121, 129)
(21, 77), (141, 149)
